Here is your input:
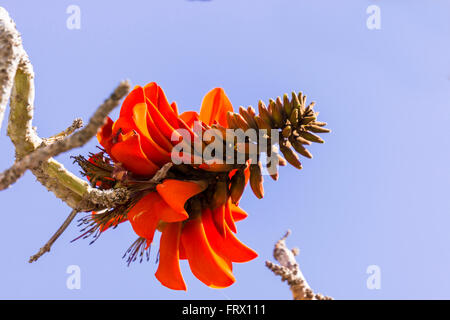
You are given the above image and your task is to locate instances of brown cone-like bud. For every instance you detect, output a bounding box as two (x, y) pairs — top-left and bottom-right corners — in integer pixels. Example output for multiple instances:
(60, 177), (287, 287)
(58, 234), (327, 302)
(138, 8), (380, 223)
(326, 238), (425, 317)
(254, 115), (272, 133)
(282, 125), (292, 138)
(300, 116), (316, 125)
(230, 169), (246, 204)
(290, 108), (299, 126)
(277, 154), (287, 166)
(304, 102), (315, 115)
(291, 91), (300, 110)
(271, 99), (284, 128)
(294, 135), (312, 145)
(233, 113), (250, 131)
(247, 106), (256, 117)
(270, 171), (279, 181)
(299, 131), (324, 144)
(291, 138), (313, 159)
(313, 121), (327, 127)
(226, 111), (238, 129)
(280, 143), (303, 169)
(258, 100), (273, 126)
(250, 162), (264, 199)
(283, 93), (292, 117)
(305, 124), (331, 133)
(239, 106), (257, 129)
(298, 92), (306, 114)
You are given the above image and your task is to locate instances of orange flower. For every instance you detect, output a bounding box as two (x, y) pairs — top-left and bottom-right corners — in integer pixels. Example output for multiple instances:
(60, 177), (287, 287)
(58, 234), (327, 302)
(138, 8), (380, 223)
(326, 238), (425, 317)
(96, 83), (257, 290)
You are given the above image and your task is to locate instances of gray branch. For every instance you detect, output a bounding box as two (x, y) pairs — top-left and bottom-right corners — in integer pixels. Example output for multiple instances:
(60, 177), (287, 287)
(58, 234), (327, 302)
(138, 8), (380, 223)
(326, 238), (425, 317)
(0, 80), (130, 191)
(266, 230), (333, 300)
(0, 8), (23, 129)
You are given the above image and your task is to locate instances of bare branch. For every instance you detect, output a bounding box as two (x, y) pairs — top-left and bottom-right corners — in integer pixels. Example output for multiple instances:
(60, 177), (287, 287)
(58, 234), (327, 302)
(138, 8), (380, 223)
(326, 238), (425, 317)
(28, 209), (79, 263)
(0, 81), (130, 190)
(81, 187), (130, 210)
(0, 7), (24, 130)
(266, 230), (333, 300)
(43, 118), (84, 144)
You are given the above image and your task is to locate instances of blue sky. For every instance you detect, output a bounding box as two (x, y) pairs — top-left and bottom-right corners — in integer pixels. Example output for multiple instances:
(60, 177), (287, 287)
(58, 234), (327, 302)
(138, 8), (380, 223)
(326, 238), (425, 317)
(0, 0), (449, 299)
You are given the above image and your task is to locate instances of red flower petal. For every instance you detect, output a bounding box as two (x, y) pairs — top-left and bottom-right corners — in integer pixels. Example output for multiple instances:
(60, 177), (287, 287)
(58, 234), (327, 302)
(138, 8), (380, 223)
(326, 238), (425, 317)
(155, 222), (186, 291)
(145, 111), (174, 152)
(130, 103), (171, 166)
(179, 241), (187, 260)
(212, 205), (226, 237)
(179, 111), (200, 127)
(97, 117), (114, 156)
(110, 131), (159, 176)
(199, 88), (233, 127)
(229, 203), (248, 222)
(146, 98), (182, 145)
(156, 179), (207, 215)
(202, 208), (257, 263)
(144, 82), (180, 129)
(171, 101), (179, 116)
(224, 199), (237, 233)
(181, 216), (235, 288)
(127, 193), (161, 246)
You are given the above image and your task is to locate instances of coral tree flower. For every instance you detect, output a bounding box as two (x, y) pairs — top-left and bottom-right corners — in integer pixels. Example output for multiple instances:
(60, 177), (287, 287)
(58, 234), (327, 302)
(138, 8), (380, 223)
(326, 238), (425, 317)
(96, 83), (257, 290)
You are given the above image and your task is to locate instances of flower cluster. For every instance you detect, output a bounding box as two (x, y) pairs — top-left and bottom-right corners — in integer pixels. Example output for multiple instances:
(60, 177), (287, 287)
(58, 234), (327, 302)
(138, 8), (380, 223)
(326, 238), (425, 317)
(75, 82), (329, 290)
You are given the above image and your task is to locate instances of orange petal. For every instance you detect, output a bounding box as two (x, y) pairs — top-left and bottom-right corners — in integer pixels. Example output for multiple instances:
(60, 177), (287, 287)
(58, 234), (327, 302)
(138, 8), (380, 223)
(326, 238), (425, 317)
(171, 101), (179, 116)
(202, 208), (257, 263)
(127, 193), (162, 244)
(199, 88), (233, 127)
(224, 199), (237, 233)
(119, 85), (146, 118)
(230, 204), (248, 222)
(212, 205), (226, 237)
(179, 111), (200, 127)
(144, 82), (179, 129)
(110, 132), (159, 176)
(97, 117), (114, 155)
(181, 216), (235, 288)
(145, 111), (174, 152)
(131, 103), (171, 165)
(146, 98), (182, 145)
(155, 222), (186, 291)
(113, 95), (172, 166)
(146, 192), (188, 223)
(156, 179), (207, 215)
(179, 241), (187, 260)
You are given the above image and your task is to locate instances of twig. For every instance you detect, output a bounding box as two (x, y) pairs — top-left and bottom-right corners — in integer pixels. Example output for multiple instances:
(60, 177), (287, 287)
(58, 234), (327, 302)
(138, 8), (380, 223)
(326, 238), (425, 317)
(0, 80), (130, 190)
(43, 118), (84, 143)
(150, 163), (173, 183)
(28, 209), (79, 263)
(266, 230), (333, 300)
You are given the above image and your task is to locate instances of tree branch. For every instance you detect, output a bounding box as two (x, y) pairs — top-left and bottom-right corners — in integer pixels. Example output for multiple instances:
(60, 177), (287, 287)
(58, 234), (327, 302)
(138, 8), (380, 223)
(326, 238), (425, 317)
(28, 209), (79, 263)
(0, 7), (132, 211)
(0, 7), (24, 130)
(0, 80), (130, 191)
(266, 230), (332, 300)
